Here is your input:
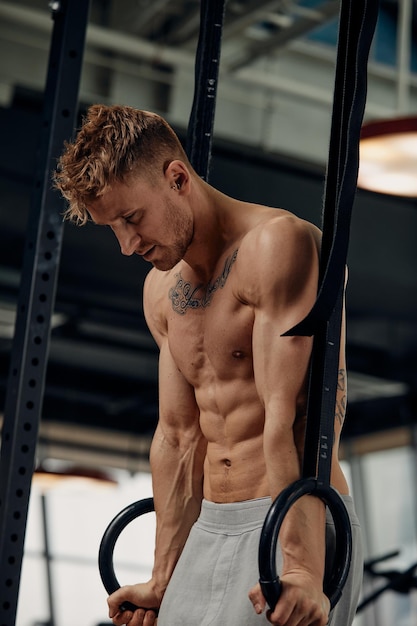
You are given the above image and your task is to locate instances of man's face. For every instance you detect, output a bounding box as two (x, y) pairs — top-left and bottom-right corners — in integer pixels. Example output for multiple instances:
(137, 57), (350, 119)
(87, 177), (193, 271)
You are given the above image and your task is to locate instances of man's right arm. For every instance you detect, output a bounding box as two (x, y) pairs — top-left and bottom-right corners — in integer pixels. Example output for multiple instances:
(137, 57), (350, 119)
(150, 337), (206, 597)
(107, 271), (206, 626)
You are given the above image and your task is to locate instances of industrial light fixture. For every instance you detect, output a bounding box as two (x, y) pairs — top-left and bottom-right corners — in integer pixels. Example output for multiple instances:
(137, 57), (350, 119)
(357, 116), (417, 197)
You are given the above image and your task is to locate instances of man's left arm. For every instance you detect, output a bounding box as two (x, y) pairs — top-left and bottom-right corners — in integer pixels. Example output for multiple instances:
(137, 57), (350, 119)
(244, 216), (330, 626)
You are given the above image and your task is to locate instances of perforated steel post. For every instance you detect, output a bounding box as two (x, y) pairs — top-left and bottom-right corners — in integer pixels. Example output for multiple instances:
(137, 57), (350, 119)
(0, 1), (90, 624)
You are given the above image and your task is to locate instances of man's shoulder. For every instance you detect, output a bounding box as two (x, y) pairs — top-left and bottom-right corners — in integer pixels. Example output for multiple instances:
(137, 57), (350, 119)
(143, 267), (179, 342)
(239, 209), (321, 257)
(233, 210), (321, 304)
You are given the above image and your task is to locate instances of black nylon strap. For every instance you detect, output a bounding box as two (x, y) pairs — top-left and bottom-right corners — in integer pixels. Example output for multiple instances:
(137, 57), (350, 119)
(283, 0), (379, 339)
(284, 0), (379, 480)
(302, 287), (344, 482)
(186, 0), (226, 180)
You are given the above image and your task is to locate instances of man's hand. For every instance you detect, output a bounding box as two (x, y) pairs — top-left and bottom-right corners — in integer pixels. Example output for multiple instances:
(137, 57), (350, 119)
(107, 582), (161, 626)
(249, 572), (330, 626)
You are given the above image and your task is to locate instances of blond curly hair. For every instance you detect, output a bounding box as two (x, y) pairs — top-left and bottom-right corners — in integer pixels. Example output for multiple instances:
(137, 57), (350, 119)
(54, 104), (189, 225)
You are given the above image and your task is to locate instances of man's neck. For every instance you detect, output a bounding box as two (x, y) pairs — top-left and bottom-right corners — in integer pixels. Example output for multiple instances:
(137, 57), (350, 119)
(182, 186), (238, 282)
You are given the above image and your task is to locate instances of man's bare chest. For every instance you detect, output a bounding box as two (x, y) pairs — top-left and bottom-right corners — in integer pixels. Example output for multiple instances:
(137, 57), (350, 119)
(163, 250), (254, 383)
(168, 249), (238, 315)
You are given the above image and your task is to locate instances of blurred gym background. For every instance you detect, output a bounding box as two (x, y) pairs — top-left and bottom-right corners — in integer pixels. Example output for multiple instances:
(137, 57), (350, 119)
(0, 1), (416, 625)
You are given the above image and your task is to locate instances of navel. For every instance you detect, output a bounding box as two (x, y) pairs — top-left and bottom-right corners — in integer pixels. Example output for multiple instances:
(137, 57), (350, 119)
(223, 458), (232, 467)
(232, 350), (245, 359)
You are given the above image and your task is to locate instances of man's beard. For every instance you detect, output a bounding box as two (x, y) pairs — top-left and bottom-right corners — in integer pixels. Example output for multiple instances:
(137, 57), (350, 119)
(150, 197), (193, 271)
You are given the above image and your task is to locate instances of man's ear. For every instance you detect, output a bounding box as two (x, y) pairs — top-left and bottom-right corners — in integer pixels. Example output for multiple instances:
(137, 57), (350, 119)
(165, 159), (190, 193)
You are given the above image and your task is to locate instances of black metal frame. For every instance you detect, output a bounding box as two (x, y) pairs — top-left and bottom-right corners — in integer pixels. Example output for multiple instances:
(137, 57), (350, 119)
(0, 2), (90, 624)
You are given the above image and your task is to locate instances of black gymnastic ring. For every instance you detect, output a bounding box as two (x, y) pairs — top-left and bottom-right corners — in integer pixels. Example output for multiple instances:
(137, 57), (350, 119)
(259, 478), (352, 612)
(98, 497), (158, 614)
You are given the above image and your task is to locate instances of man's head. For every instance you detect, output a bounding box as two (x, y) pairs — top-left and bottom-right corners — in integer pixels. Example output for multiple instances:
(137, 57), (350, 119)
(54, 104), (190, 225)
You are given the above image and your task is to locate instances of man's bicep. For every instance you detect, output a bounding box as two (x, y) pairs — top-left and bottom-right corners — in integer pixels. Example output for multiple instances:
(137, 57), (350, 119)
(157, 339), (200, 438)
(252, 310), (313, 421)
(248, 222), (318, 419)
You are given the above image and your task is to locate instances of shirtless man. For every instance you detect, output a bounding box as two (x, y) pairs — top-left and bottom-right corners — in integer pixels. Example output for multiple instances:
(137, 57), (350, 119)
(54, 104), (363, 626)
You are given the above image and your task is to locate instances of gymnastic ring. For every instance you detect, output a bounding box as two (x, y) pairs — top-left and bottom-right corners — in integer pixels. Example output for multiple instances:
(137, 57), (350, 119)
(259, 477), (352, 612)
(98, 497), (158, 614)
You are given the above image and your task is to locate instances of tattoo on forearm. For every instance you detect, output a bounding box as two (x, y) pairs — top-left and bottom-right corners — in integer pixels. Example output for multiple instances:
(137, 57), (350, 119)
(335, 368), (347, 426)
(169, 249), (238, 315)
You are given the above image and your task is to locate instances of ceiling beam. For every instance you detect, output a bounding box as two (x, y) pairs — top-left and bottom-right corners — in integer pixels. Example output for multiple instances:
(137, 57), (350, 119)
(226, 0), (341, 71)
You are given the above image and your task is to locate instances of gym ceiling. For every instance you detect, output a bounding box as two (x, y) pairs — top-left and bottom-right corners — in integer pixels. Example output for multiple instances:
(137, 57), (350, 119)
(0, 0), (416, 468)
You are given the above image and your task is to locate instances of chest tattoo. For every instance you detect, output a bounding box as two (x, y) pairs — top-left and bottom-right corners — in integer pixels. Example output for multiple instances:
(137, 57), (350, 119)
(169, 249), (238, 315)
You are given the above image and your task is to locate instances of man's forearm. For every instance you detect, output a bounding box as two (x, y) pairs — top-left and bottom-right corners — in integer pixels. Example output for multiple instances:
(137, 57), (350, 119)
(149, 424), (206, 597)
(279, 496), (326, 583)
(264, 422), (326, 588)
